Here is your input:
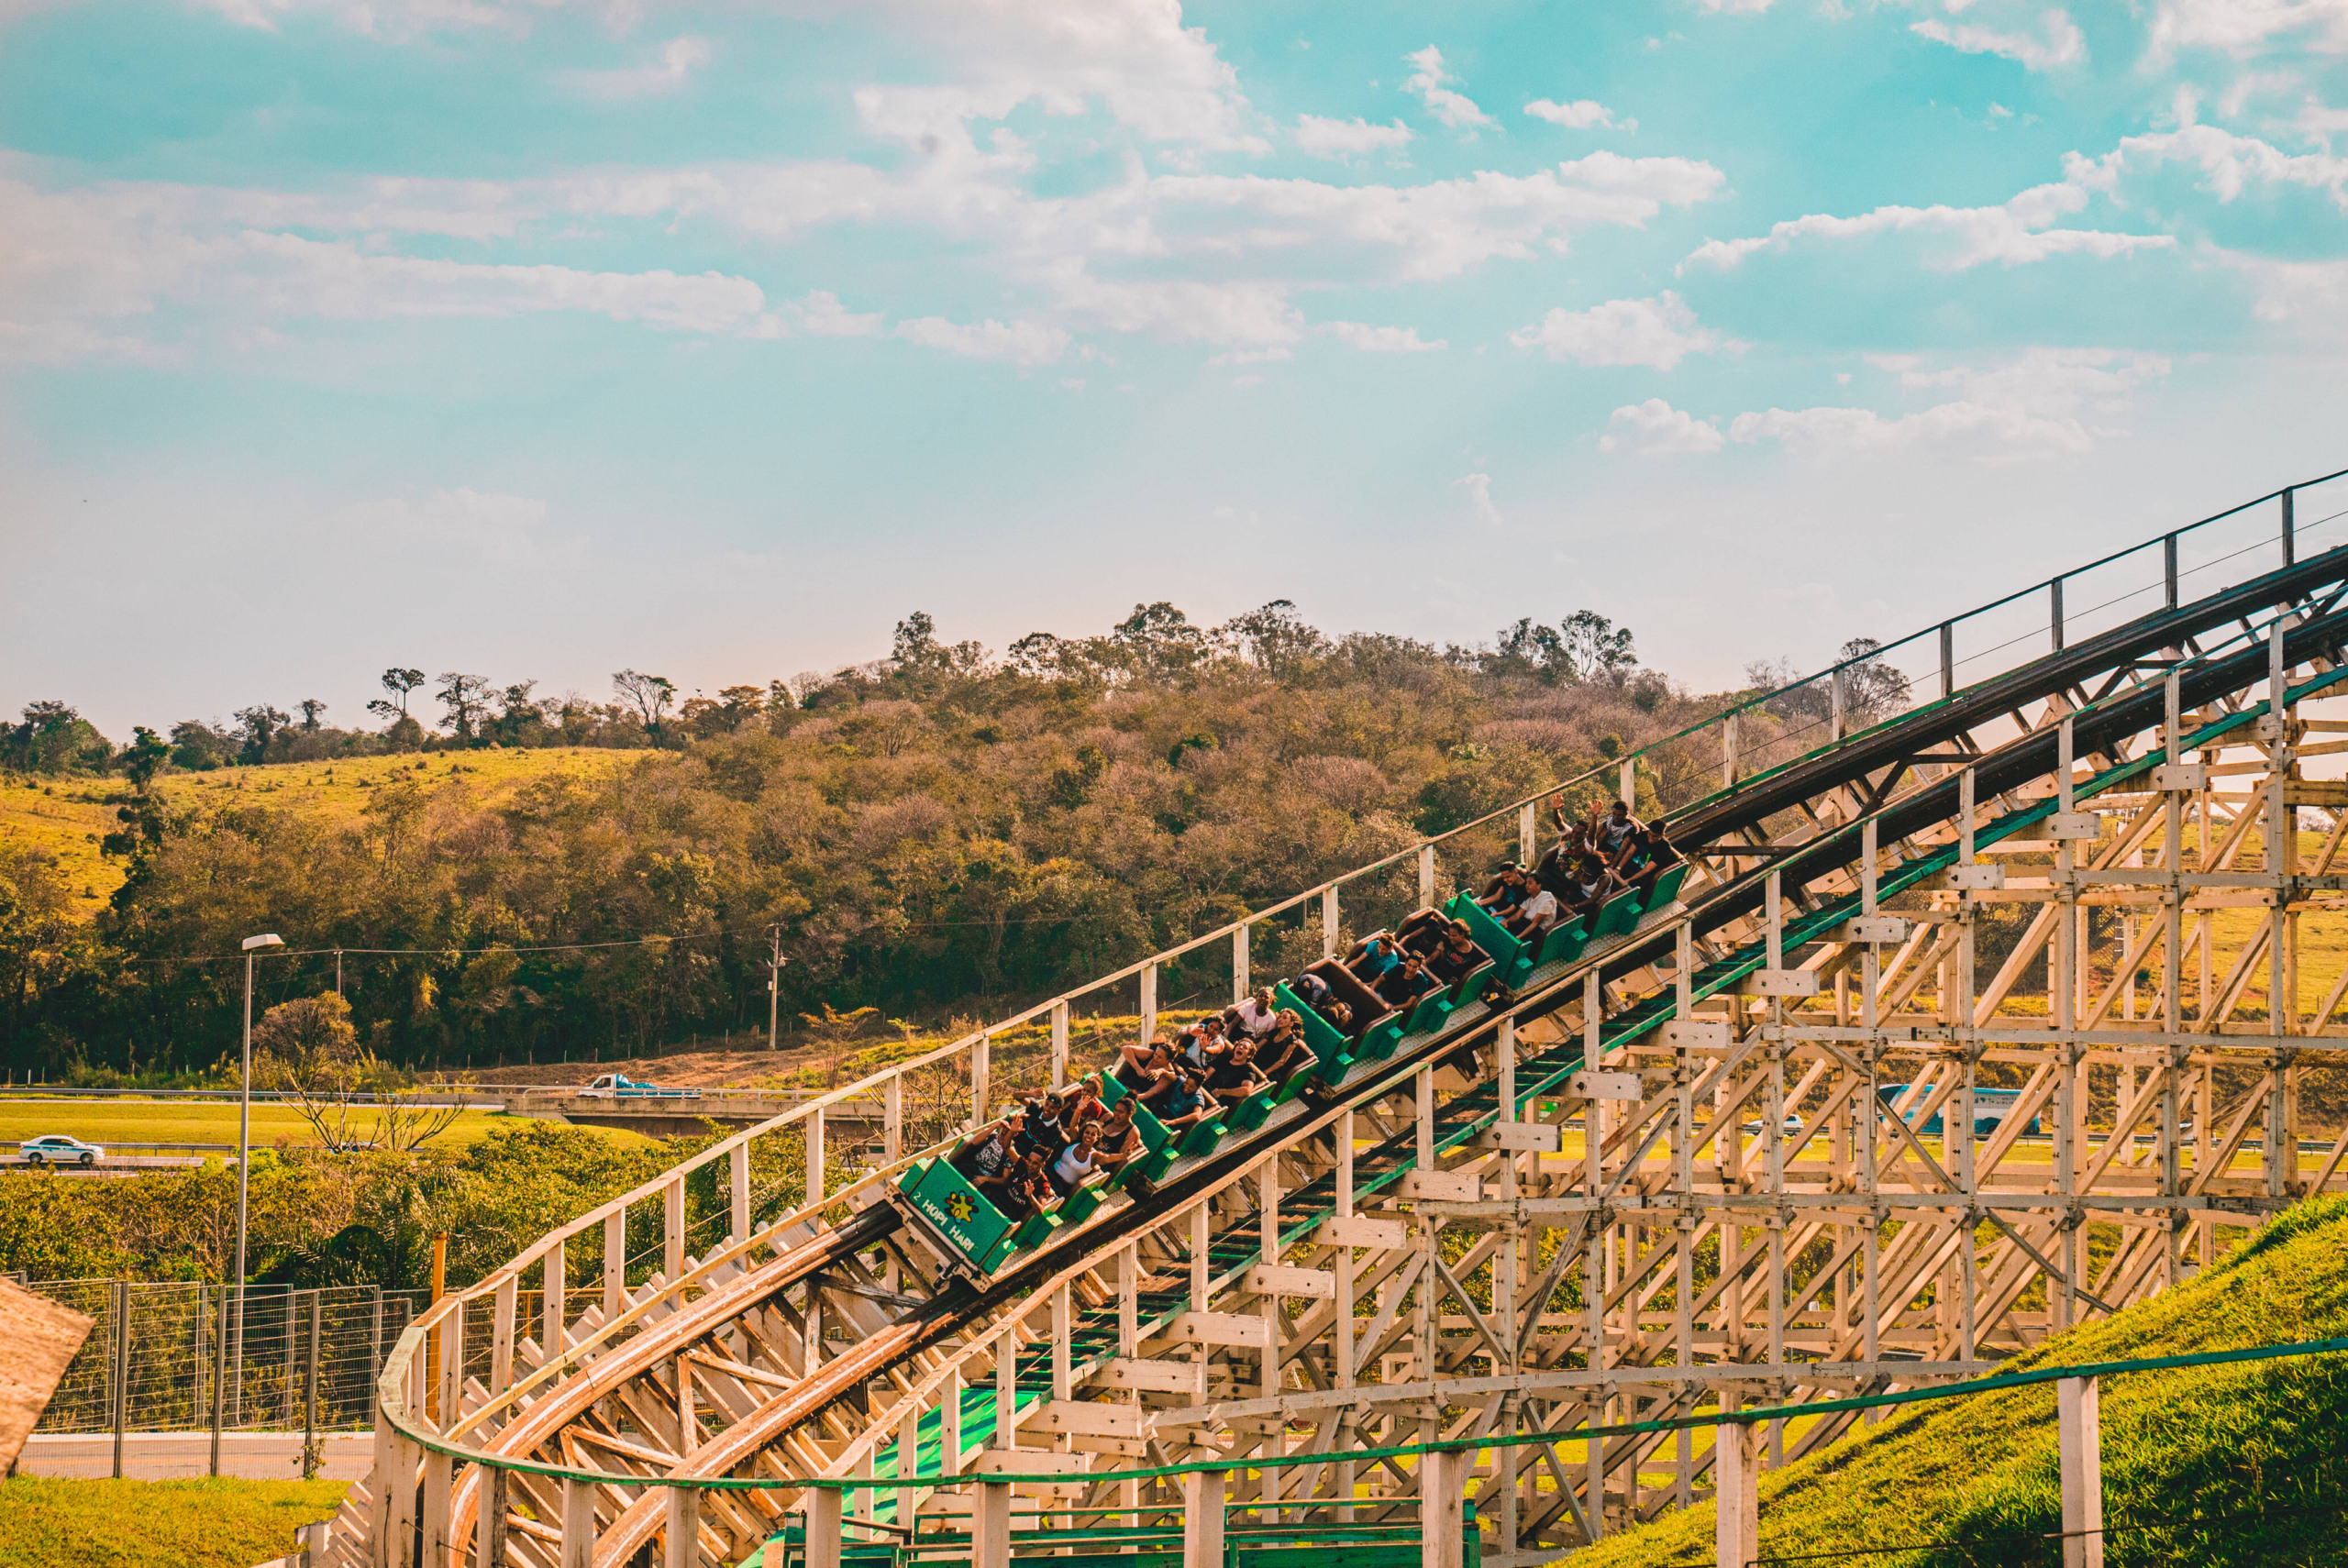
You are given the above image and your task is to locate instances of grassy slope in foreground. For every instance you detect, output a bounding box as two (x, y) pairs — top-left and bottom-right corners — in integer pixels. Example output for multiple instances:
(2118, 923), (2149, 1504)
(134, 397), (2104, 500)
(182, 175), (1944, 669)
(0, 1476), (345, 1568)
(1572, 1195), (2348, 1567)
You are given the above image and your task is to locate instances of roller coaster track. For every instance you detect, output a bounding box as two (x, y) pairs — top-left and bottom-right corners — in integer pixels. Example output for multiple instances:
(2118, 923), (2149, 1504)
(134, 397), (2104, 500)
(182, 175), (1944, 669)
(355, 471), (2348, 1568)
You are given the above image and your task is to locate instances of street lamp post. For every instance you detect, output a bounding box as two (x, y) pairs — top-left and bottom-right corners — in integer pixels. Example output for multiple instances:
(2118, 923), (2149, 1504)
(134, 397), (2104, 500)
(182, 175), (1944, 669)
(210, 931), (281, 1477)
(766, 924), (786, 1050)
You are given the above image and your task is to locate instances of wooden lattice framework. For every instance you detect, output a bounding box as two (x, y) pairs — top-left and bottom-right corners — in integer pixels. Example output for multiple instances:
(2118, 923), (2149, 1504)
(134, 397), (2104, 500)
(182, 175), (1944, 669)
(349, 501), (2348, 1568)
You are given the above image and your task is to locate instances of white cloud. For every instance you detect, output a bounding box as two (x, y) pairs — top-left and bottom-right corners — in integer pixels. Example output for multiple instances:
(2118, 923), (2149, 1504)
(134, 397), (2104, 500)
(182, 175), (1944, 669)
(206, 0), (1268, 152)
(1044, 266), (1305, 348)
(1599, 398), (1724, 455)
(1403, 46), (1494, 130)
(0, 63), (1730, 364)
(1509, 291), (1720, 369)
(349, 486), (578, 570)
(1911, 9), (2087, 71)
(2221, 71), (2301, 116)
(2064, 94), (2348, 207)
(895, 315), (1070, 366)
(1455, 471), (1501, 524)
(2147, 0), (2348, 61)
(1318, 320), (1445, 352)
(236, 232), (771, 331)
(0, 171), (779, 353)
(1682, 178), (2172, 271)
(792, 290), (884, 337)
(569, 36), (710, 100)
(1096, 152), (1726, 288)
(1294, 115), (1412, 159)
(2294, 99), (2348, 142)
(1729, 348), (2170, 460)
(1692, 0), (1773, 13)
(1524, 98), (1634, 131)
(2225, 251), (2348, 327)
(0, 319), (179, 368)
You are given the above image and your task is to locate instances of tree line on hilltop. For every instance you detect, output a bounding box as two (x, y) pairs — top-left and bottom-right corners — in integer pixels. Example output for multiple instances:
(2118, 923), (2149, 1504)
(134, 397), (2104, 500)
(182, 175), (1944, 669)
(0, 602), (1906, 1080)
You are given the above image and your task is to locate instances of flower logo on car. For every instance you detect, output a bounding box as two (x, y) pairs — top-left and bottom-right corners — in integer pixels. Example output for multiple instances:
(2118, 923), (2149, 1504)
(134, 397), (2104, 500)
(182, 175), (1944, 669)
(948, 1193), (975, 1222)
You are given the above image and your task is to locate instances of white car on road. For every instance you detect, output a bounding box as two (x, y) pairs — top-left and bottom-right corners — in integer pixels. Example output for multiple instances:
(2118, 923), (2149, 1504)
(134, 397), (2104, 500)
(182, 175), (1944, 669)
(20, 1134), (103, 1167)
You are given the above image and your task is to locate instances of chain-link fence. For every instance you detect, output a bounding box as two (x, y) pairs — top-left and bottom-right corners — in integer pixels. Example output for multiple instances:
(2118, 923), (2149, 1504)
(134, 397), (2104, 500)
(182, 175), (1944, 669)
(16, 1277), (427, 1434)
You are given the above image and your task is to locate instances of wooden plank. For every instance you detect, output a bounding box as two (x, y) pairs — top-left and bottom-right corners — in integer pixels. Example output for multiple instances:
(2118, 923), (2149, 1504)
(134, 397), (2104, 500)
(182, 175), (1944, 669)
(1315, 1215), (1408, 1250)
(1088, 1358), (1206, 1396)
(1028, 1401), (1144, 1439)
(1568, 1069), (1644, 1101)
(0, 1279), (94, 1471)
(1245, 1264), (1337, 1299)
(1397, 1171), (1479, 1203)
(1471, 1123), (1562, 1153)
(1161, 1311), (1274, 1349)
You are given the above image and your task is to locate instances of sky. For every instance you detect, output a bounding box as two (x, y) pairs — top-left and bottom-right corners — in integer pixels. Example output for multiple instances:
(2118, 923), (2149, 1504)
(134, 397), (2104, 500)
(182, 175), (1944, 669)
(5, 0), (2348, 740)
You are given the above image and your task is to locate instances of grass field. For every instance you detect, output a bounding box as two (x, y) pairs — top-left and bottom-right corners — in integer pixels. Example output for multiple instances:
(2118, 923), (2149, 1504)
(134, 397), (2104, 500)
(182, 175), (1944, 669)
(0, 1475), (346, 1568)
(0, 1102), (652, 1154)
(0, 746), (632, 916)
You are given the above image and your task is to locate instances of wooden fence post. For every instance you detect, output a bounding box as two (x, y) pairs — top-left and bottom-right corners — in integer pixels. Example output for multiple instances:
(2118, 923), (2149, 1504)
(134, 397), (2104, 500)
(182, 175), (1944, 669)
(1714, 1420), (1757, 1568)
(805, 1485), (841, 1568)
(1422, 1449), (1468, 1568)
(1183, 1469), (1225, 1568)
(974, 1481), (1013, 1568)
(559, 1477), (596, 1568)
(664, 1485), (701, 1568)
(2059, 1375), (2103, 1568)
(422, 1448), (455, 1568)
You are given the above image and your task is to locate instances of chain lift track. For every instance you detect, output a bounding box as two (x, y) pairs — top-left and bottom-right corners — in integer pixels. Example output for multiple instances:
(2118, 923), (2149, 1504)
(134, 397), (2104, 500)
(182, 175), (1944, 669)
(355, 480), (2348, 1568)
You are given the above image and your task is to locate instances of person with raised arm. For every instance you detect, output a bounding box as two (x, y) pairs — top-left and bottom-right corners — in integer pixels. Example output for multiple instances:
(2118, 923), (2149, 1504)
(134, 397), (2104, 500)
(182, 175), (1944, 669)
(1115, 1039), (1176, 1093)
(1051, 1121), (1105, 1196)
(1142, 1066), (1221, 1132)
(949, 1115), (1017, 1182)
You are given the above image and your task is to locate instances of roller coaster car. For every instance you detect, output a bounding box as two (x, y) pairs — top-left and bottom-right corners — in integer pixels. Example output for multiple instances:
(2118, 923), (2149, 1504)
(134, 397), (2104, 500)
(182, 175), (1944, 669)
(893, 1158), (1022, 1277)
(892, 1102), (1164, 1278)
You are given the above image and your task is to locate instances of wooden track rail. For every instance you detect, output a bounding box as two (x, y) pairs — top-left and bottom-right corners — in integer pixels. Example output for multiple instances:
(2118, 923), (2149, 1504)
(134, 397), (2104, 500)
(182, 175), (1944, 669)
(352, 477), (2348, 1568)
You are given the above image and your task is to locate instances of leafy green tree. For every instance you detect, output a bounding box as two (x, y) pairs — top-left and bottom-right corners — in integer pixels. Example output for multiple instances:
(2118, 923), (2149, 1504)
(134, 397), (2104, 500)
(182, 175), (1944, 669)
(119, 725), (171, 792)
(1221, 600), (1329, 681)
(167, 719), (232, 770)
(1558, 609), (1638, 682)
(5, 701), (110, 775)
(233, 703), (289, 764)
(613, 669), (677, 745)
(297, 699), (327, 732)
(434, 673), (493, 743)
(366, 668), (426, 726)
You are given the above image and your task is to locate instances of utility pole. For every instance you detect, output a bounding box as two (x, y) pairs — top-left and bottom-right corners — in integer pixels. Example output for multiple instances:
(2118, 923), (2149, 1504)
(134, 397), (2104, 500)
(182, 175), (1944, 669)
(767, 925), (786, 1051)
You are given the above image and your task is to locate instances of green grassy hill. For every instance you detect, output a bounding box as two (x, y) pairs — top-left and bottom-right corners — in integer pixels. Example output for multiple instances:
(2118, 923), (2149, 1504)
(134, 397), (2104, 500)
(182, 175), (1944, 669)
(1572, 1196), (2348, 1567)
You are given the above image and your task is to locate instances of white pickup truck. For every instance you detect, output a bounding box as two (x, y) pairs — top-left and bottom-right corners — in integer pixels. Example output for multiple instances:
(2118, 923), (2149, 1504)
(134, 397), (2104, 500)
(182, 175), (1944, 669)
(578, 1073), (703, 1099)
